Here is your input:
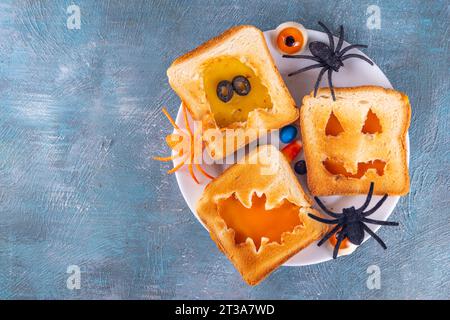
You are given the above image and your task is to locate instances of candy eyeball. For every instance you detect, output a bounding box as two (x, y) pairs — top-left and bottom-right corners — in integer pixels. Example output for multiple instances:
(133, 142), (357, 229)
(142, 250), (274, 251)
(274, 21), (308, 55)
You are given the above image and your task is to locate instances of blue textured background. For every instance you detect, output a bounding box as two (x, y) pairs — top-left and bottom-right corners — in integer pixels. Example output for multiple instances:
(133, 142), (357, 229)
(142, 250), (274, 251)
(0, 0), (448, 299)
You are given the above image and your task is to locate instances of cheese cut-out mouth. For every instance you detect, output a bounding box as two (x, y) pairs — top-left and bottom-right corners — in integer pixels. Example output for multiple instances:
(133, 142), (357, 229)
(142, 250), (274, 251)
(217, 194), (303, 250)
(323, 159), (386, 179)
(202, 56), (273, 128)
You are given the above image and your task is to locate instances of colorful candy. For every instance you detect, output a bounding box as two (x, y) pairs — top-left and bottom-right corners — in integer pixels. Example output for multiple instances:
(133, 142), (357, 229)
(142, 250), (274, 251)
(281, 140), (302, 162)
(274, 22), (308, 55)
(279, 125), (298, 144)
(294, 160), (307, 175)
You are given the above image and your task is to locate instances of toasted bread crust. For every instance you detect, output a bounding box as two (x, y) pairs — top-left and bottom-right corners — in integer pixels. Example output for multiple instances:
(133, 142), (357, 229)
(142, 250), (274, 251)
(196, 145), (328, 285)
(167, 26), (298, 160)
(300, 86), (410, 196)
(170, 25), (253, 67)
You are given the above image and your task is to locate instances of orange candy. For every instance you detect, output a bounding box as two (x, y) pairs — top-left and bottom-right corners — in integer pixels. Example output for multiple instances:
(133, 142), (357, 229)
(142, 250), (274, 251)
(329, 231), (351, 250)
(276, 27), (305, 54)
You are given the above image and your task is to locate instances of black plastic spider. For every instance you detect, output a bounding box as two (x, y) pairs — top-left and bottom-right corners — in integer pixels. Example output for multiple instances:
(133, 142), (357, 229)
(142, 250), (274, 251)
(308, 182), (399, 259)
(283, 21), (374, 101)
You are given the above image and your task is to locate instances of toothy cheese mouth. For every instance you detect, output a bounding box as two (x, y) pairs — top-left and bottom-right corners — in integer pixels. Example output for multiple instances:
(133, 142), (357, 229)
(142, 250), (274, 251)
(202, 56), (273, 128)
(217, 194), (303, 250)
(323, 159), (386, 179)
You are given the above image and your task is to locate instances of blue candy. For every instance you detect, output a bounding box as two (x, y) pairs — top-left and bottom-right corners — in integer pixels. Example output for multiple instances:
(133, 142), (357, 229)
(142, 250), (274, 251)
(279, 125), (298, 144)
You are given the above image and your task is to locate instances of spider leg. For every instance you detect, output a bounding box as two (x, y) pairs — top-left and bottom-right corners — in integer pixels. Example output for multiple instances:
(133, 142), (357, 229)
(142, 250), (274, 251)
(341, 53), (374, 66)
(307, 213), (340, 225)
(327, 68), (336, 101)
(333, 227), (346, 259)
(196, 163), (215, 180)
(361, 217), (399, 226)
(335, 25), (344, 53)
(314, 196), (341, 218)
(188, 162), (200, 184)
(167, 155), (187, 174)
(283, 55), (321, 62)
(362, 224), (387, 249)
(153, 152), (182, 162)
(318, 21), (335, 50)
(362, 194), (388, 217)
(356, 182), (375, 213)
(317, 224), (341, 247)
(162, 107), (180, 130)
(337, 44), (368, 57)
(288, 63), (325, 77)
(182, 103), (194, 135)
(313, 67), (329, 97)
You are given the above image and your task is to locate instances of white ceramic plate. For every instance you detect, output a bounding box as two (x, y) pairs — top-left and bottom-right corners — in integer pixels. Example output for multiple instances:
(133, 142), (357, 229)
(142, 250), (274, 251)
(172, 28), (409, 266)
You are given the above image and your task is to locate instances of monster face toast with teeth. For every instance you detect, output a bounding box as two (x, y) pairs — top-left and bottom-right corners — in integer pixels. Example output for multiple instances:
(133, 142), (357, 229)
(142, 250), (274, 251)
(167, 25), (298, 160)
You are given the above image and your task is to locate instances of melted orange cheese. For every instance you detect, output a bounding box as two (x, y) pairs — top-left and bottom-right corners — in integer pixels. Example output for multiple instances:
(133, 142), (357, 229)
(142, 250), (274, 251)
(362, 109), (382, 134)
(218, 194), (302, 250)
(325, 112), (344, 136)
(202, 57), (272, 128)
(323, 159), (386, 179)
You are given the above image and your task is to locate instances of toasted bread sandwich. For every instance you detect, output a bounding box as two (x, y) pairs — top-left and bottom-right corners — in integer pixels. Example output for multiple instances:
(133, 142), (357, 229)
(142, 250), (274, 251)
(167, 26), (298, 160)
(300, 86), (411, 196)
(196, 145), (328, 285)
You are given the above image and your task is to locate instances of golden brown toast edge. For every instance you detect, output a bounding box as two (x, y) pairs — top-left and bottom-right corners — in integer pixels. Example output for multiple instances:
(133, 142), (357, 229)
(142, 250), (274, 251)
(196, 145), (328, 285)
(167, 26), (299, 160)
(300, 85), (411, 196)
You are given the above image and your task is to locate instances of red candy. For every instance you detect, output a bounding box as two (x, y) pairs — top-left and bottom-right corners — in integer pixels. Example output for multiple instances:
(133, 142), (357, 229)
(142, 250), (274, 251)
(281, 140), (303, 162)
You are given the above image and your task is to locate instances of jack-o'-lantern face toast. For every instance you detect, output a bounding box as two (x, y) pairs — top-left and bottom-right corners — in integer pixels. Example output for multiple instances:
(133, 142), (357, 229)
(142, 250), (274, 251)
(167, 25), (298, 160)
(300, 86), (411, 196)
(196, 145), (328, 285)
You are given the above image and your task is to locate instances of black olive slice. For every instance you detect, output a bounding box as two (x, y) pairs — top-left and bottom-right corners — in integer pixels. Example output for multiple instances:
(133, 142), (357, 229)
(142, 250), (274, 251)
(232, 76), (251, 96)
(216, 80), (234, 103)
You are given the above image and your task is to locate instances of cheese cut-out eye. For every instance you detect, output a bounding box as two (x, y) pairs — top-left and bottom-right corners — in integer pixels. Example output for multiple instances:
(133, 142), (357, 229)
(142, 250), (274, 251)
(325, 111), (344, 136)
(362, 109), (382, 134)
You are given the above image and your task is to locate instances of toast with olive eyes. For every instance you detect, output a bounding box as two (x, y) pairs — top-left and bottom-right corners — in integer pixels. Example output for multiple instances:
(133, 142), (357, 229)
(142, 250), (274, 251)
(196, 145), (328, 285)
(167, 25), (298, 160)
(300, 86), (411, 196)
